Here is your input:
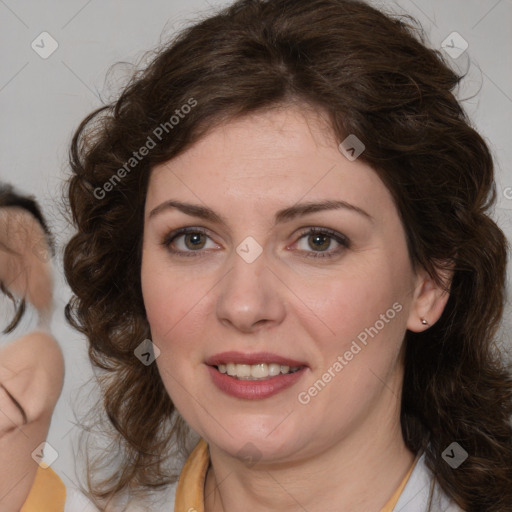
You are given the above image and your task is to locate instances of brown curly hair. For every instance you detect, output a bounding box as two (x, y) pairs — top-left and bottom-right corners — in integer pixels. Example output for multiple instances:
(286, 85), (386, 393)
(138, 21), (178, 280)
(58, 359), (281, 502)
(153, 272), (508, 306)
(64, 0), (512, 509)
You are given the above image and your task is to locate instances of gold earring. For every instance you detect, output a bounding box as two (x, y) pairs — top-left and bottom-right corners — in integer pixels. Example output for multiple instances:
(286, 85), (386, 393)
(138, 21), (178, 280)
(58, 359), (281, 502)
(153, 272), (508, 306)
(421, 318), (429, 326)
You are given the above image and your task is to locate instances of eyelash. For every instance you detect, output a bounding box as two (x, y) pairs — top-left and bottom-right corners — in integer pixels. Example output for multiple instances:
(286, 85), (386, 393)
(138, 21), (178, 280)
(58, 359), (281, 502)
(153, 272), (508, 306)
(161, 226), (350, 259)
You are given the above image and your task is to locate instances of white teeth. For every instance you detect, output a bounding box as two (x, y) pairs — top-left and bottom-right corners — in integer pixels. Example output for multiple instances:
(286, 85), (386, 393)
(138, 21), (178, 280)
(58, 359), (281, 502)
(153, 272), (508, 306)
(237, 364), (251, 378)
(216, 362), (301, 379)
(268, 363), (281, 376)
(251, 363), (268, 378)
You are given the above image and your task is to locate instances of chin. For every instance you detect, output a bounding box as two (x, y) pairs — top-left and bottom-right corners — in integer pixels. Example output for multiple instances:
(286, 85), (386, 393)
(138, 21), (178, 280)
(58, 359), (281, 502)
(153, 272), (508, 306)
(203, 419), (306, 462)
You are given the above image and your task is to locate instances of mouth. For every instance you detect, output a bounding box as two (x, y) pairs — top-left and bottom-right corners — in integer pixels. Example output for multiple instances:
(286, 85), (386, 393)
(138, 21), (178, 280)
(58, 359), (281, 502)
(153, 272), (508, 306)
(205, 352), (308, 399)
(214, 363), (303, 380)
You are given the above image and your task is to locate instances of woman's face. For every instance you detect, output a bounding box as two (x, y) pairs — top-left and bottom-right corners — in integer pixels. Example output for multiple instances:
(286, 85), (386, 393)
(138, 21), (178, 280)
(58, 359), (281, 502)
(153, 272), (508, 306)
(141, 105), (428, 464)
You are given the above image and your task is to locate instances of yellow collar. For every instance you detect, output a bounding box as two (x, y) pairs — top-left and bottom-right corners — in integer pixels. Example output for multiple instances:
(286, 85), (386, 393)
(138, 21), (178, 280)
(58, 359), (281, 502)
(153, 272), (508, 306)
(381, 452), (418, 512)
(175, 439), (418, 512)
(21, 466), (66, 512)
(175, 439), (210, 511)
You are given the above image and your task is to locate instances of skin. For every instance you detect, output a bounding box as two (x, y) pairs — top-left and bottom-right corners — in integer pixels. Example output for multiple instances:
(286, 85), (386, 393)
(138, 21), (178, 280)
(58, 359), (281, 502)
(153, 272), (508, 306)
(0, 208), (53, 319)
(0, 208), (64, 512)
(141, 105), (450, 512)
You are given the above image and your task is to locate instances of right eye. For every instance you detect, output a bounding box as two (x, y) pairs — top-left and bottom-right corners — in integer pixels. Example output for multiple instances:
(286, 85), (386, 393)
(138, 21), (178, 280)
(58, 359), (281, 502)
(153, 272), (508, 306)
(162, 227), (221, 257)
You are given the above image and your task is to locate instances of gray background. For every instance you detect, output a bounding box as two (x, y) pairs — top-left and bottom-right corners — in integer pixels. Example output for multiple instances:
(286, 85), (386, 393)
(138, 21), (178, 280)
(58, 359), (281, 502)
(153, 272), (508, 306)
(1, 0), (511, 489)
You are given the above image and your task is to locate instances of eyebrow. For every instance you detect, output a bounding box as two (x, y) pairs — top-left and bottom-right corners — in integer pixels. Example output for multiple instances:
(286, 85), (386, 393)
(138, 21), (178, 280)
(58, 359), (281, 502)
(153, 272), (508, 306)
(148, 199), (374, 225)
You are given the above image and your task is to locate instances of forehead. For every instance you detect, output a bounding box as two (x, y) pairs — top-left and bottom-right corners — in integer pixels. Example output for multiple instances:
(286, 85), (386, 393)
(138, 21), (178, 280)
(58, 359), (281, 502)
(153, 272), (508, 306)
(146, 106), (393, 220)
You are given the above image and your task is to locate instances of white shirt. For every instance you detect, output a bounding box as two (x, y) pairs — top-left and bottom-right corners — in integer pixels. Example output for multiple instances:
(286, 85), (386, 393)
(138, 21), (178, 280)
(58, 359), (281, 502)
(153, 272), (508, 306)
(64, 450), (464, 511)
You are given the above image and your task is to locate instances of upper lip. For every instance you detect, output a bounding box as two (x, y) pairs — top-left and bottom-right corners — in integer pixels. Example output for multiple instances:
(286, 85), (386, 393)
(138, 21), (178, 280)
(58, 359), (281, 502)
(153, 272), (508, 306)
(205, 351), (308, 367)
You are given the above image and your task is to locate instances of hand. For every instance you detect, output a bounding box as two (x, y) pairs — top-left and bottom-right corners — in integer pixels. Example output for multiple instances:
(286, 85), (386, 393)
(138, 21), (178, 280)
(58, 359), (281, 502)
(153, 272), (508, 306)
(0, 331), (64, 512)
(0, 190), (63, 511)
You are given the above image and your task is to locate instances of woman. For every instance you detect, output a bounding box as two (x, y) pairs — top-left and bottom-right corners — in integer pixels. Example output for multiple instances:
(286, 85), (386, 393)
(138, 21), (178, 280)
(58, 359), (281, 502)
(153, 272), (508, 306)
(64, 0), (512, 510)
(0, 184), (65, 511)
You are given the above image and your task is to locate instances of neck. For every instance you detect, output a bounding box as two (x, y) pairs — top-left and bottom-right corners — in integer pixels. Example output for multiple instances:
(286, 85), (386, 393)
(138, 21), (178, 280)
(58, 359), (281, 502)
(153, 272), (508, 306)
(204, 389), (415, 511)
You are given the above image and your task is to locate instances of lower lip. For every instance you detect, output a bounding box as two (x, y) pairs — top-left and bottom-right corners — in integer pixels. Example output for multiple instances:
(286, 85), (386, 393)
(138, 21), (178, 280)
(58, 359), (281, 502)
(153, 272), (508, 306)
(206, 365), (307, 400)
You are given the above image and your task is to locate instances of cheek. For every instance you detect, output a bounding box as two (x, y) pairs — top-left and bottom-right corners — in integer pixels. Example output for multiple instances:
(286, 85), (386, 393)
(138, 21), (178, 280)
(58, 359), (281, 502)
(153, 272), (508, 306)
(301, 263), (406, 339)
(141, 253), (173, 351)
(294, 264), (410, 404)
(296, 279), (407, 423)
(141, 245), (177, 326)
(141, 255), (210, 359)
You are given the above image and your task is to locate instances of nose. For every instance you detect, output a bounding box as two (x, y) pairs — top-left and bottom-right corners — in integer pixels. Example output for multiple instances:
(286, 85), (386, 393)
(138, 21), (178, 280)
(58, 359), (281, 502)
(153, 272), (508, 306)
(215, 247), (286, 334)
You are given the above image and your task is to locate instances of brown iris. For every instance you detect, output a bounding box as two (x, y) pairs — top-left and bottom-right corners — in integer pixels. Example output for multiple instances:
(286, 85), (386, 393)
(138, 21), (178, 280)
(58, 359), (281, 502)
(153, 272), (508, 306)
(308, 233), (330, 251)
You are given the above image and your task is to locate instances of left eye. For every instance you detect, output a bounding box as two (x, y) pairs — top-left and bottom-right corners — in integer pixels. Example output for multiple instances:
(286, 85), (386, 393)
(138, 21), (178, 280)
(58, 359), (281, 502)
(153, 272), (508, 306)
(294, 228), (349, 258)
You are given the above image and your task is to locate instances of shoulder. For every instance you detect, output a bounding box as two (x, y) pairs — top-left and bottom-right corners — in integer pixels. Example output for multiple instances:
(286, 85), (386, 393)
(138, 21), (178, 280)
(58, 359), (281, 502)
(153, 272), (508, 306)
(393, 451), (465, 512)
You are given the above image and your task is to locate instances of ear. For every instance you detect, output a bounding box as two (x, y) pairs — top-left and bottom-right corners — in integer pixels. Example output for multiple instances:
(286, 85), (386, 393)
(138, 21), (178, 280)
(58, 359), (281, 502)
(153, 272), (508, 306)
(406, 264), (452, 332)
